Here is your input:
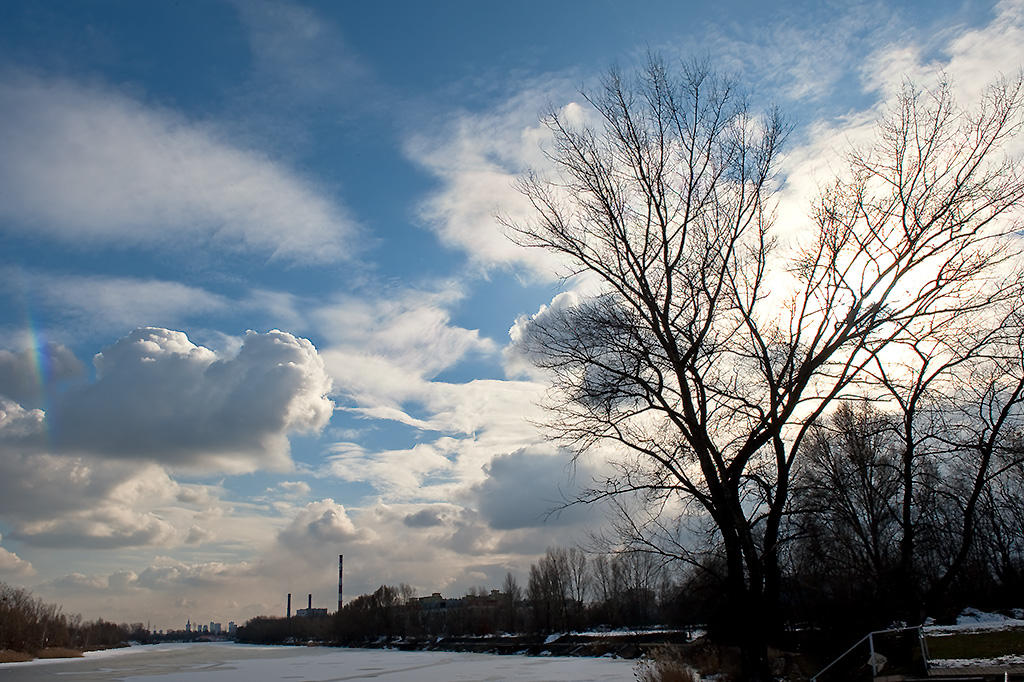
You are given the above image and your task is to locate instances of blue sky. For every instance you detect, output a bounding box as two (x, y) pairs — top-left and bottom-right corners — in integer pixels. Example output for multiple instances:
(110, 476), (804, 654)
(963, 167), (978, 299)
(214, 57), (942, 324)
(0, 0), (1020, 630)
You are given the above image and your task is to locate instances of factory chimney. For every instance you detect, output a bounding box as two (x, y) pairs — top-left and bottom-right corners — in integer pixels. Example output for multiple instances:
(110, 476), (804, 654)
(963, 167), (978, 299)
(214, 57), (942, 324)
(308, 593), (312, 611)
(338, 554), (344, 613)
(287, 593), (291, 619)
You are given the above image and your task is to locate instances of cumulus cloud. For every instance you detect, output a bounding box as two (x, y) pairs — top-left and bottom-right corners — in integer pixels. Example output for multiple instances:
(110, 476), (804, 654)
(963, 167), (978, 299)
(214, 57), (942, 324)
(0, 73), (358, 262)
(505, 290), (585, 379)
(0, 449), (148, 520)
(0, 342), (83, 407)
(185, 525), (215, 545)
(51, 327), (333, 473)
(320, 377), (548, 508)
(278, 499), (363, 550)
(0, 397), (45, 444)
(472, 448), (595, 531)
(0, 450), (196, 550)
(402, 507), (450, 528)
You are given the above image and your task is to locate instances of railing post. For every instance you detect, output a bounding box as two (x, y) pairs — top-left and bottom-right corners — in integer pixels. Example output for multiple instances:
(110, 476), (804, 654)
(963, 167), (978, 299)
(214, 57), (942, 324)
(869, 632), (877, 677)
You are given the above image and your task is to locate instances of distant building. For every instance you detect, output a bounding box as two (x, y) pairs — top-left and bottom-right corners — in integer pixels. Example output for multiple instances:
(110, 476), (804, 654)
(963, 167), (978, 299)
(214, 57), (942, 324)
(417, 592), (446, 610)
(185, 619), (191, 633)
(296, 593), (328, 617)
(210, 622), (222, 635)
(228, 622), (237, 636)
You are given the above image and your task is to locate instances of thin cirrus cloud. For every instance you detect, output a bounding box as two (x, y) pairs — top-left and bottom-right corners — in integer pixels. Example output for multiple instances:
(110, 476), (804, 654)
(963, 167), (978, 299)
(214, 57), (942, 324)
(2, 267), (231, 338)
(0, 72), (359, 263)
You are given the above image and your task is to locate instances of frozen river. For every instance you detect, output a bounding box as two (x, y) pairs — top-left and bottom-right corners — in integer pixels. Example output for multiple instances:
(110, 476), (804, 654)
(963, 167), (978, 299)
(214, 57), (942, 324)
(0, 642), (637, 681)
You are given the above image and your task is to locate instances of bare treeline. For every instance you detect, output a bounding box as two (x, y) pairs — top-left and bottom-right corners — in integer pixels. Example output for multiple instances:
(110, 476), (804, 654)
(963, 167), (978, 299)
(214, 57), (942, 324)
(0, 581), (141, 654)
(237, 547), (692, 645)
(787, 402), (1024, 634)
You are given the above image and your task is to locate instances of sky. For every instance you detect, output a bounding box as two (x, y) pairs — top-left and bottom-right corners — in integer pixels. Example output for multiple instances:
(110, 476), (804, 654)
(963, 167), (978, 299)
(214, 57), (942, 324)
(0, 0), (1021, 631)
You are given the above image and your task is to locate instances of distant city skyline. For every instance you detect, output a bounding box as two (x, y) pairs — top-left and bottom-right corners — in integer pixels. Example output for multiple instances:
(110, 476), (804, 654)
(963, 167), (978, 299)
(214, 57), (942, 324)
(0, 0), (1021, 630)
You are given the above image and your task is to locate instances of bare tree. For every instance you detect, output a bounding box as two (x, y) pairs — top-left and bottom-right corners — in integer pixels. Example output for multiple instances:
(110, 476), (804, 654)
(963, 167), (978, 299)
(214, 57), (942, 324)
(507, 55), (1024, 678)
(564, 546), (590, 628)
(501, 572), (522, 633)
(527, 546), (572, 632)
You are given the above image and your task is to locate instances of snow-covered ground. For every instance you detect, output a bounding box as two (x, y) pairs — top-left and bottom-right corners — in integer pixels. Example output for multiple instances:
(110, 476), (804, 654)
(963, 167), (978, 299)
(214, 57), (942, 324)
(922, 607), (1024, 670)
(932, 654), (1024, 668)
(925, 607), (1024, 636)
(571, 626), (702, 638)
(0, 642), (637, 681)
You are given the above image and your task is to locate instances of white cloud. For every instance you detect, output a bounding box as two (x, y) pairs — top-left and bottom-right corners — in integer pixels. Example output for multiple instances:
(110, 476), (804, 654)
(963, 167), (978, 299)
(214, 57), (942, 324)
(0, 448), (196, 550)
(771, 0), (1024, 253)
(278, 499), (364, 550)
(505, 289), (584, 380)
(0, 535), (34, 578)
(135, 557), (259, 590)
(12, 506), (176, 549)
(860, 0), (1024, 101)
(0, 73), (359, 262)
(275, 480), (312, 498)
(51, 327), (333, 473)
(316, 283), (497, 421)
(406, 85), (578, 278)
(317, 285), (493, 377)
(324, 441), (454, 499)
(0, 397), (46, 444)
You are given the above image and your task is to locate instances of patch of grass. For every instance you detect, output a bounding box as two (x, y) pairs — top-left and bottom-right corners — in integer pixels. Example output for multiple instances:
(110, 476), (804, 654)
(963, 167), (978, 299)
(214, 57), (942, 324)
(926, 628), (1024, 660)
(635, 645), (701, 682)
(0, 649), (34, 663)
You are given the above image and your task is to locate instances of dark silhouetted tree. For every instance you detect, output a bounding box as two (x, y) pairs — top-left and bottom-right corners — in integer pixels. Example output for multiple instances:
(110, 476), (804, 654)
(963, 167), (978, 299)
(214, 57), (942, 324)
(507, 54), (1024, 679)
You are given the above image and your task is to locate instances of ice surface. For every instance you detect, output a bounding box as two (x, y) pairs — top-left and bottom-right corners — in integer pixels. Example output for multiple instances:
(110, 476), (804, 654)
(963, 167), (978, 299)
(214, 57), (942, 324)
(0, 642), (636, 681)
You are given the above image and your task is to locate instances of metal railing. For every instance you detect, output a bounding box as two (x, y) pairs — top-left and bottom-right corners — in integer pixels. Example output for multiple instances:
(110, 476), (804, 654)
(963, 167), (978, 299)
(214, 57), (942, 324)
(810, 625), (929, 681)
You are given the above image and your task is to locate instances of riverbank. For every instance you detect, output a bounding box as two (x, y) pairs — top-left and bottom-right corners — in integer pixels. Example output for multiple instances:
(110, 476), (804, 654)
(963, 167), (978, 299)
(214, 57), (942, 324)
(350, 627), (695, 658)
(0, 643), (128, 664)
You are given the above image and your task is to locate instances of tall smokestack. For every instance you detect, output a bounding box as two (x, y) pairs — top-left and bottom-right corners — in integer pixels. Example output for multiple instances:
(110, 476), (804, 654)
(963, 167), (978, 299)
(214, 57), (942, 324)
(308, 593), (312, 610)
(287, 593), (291, 619)
(338, 554), (344, 613)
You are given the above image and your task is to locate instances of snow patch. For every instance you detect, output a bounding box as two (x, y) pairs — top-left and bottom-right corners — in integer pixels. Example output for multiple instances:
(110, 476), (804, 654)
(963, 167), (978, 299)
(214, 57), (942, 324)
(924, 607), (1024, 635)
